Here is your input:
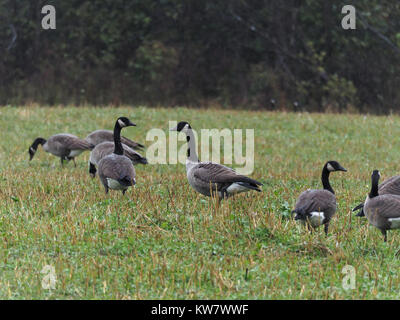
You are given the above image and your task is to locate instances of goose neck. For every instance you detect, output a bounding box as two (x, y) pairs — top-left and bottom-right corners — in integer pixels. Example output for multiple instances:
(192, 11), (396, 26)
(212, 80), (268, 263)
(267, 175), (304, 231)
(113, 122), (124, 155)
(369, 178), (379, 198)
(321, 166), (334, 194)
(185, 128), (199, 163)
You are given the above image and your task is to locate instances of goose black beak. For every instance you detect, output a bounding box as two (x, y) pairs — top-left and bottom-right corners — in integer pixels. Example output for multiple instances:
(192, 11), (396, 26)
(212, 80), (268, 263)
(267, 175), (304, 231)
(338, 166), (347, 172)
(355, 209), (365, 217)
(128, 121), (136, 127)
(352, 203), (364, 212)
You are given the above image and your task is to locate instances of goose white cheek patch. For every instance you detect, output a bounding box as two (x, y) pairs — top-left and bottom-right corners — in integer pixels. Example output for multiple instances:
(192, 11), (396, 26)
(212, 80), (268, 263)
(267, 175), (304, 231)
(118, 119), (126, 127)
(308, 212), (325, 227)
(327, 163), (334, 171)
(389, 218), (400, 229)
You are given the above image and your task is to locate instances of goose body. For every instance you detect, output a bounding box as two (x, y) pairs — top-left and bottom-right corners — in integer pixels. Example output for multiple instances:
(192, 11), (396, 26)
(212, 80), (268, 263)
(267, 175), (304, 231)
(85, 129), (144, 150)
(29, 133), (94, 166)
(89, 141), (147, 177)
(171, 121), (262, 199)
(97, 117), (137, 194)
(293, 161), (347, 234)
(353, 175), (400, 217)
(186, 160), (262, 198)
(363, 170), (400, 242)
(294, 189), (336, 228)
(98, 153), (136, 193)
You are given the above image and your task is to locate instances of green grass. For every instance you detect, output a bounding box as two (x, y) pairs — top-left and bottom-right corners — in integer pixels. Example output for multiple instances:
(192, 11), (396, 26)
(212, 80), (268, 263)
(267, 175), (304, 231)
(1, 105), (400, 299)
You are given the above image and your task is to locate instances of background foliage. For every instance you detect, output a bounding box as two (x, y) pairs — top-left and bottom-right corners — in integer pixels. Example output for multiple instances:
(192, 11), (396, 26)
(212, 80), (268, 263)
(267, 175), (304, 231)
(1, 0), (400, 112)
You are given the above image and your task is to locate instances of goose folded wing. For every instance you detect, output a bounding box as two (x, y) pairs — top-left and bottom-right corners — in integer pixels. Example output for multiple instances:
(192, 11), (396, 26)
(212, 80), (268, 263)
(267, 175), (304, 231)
(295, 190), (336, 214)
(193, 163), (262, 187)
(56, 135), (94, 150)
(123, 145), (147, 163)
(370, 195), (400, 218)
(100, 157), (135, 182)
(121, 136), (145, 150)
(379, 175), (400, 195)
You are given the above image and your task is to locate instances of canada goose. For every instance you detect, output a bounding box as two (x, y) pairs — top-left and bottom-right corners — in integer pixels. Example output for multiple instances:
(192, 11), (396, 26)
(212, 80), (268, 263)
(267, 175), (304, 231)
(293, 161), (347, 234)
(363, 170), (400, 242)
(353, 174), (400, 217)
(89, 141), (147, 178)
(85, 129), (144, 150)
(170, 121), (262, 200)
(97, 117), (136, 194)
(29, 134), (94, 167)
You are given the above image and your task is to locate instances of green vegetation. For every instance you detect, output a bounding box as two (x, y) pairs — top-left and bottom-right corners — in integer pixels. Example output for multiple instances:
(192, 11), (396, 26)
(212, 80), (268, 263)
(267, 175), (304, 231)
(1, 106), (400, 299)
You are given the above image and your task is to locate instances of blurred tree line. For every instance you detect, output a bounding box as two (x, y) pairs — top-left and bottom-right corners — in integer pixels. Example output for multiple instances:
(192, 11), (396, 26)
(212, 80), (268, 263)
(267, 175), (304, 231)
(0, 0), (400, 113)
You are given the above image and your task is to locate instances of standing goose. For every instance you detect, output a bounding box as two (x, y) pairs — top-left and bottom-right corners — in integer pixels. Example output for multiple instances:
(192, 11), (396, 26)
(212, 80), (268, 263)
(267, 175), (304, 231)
(85, 129), (144, 150)
(363, 170), (400, 242)
(293, 161), (347, 234)
(97, 117), (136, 194)
(29, 134), (94, 167)
(89, 141), (147, 178)
(170, 121), (262, 200)
(353, 174), (400, 217)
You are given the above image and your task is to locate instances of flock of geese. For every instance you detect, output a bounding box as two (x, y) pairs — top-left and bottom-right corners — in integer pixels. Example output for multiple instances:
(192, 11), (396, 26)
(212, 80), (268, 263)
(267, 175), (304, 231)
(28, 117), (400, 242)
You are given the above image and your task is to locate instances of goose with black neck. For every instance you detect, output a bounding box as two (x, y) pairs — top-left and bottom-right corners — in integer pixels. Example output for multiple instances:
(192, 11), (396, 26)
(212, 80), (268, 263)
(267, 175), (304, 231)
(363, 170), (400, 242)
(29, 134), (94, 167)
(170, 121), (263, 200)
(97, 117), (137, 194)
(293, 160), (347, 235)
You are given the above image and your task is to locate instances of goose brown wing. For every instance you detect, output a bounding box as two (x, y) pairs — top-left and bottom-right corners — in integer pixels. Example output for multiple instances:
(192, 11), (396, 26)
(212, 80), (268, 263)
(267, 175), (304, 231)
(295, 190), (336, 214)
(121, 136), (145, 150)
(379, 175), (400, 196)
(86, 130), (144, 150)
(54, 134), (94, 150)
(193, 163), (262, 187)
(122, 145), (148, 164)
(367, 195), (400, 219)
(99, 154), (135, 182)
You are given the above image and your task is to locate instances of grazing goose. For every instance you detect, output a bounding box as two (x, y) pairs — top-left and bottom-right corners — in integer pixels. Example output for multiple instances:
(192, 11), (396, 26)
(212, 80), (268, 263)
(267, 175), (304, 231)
(353, 174), (400, 217)
(293, 161), (347, 234)
(85, 129), (144, 150)
(363, 170), (400, 242)
(29, 134), (94, 167)
(170, 121), (262, 200)
(89, 141), (147, 178)
(97, 117), (136, 194)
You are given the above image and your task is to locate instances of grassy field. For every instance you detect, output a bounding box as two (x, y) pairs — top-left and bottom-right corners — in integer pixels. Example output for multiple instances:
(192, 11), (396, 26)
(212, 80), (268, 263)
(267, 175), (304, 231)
(1, 106), (400, 299)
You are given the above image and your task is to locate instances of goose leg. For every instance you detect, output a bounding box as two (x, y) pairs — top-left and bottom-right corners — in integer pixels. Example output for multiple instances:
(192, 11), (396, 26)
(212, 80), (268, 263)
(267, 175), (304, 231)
(381, 229), (387, 242)
(104, 185), (109, 194)
(60, 157), (65, 167)
(71, 157), (77, 167)
(122, 189), (127, 195)
(220, 186), (229, 200)
(324, 222), (330, 236)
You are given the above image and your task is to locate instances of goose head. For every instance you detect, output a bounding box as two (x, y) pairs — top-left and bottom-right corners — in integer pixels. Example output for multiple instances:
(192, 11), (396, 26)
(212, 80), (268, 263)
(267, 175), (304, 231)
(116, 117), (136, 128)
(371, 169), (381, 182)
(325, 160), (347, 172)
(170, 121), (192, 133)
(28, 137), (46, 161)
